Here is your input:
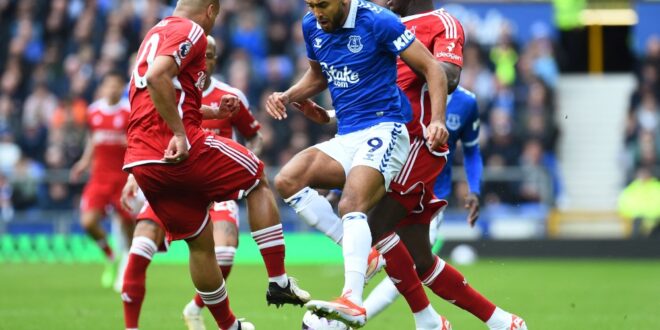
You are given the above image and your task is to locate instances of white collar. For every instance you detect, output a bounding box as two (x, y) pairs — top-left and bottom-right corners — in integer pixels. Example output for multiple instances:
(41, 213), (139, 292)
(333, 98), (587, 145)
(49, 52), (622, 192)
(317, 0), (358, 30)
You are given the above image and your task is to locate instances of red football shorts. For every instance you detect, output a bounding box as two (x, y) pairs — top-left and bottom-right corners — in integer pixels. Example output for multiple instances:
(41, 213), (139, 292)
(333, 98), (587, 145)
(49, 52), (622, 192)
(389, 137), (448, 226)
(209, 201), (240, 227)
(80, 174), (132, 222)
(130, 133), (263, 241)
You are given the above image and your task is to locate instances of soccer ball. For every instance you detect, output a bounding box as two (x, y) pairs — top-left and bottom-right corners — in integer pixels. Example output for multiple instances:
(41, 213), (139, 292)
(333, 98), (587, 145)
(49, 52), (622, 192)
(301, 311), (351, 330)
(450, 243), (478, 265)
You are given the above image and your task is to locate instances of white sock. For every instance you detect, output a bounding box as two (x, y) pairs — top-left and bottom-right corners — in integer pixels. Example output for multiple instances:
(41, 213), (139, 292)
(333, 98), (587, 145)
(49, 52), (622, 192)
(269, 274), (289, 288)
(215, 246), (236, 266)
(341, 212), (371, 305)
(364, 277), (400, 320)
(284, 187), (344, 244)
(183, 300), (202, 315)
(486, 307), (512, 329)
(413, 304), (441, 330)
(428, 214), (441, 245)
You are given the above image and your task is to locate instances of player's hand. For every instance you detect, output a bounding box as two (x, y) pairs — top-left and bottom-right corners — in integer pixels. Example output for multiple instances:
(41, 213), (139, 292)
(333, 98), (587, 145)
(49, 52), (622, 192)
(265, 92), (289, 120)
(163, 133), (189, 163)
(219, 94), (240, 118)
(291, 99), (331, 124)
(120, 174), (139, 213)
(69, 161), (86, 183)
(464, 193), (480, 227)
(426, 120), (449, 151)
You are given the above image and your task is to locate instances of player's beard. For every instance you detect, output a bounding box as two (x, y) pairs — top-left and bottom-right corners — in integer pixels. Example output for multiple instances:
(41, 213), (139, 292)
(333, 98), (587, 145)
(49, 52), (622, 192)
(329, 1), (345, 31)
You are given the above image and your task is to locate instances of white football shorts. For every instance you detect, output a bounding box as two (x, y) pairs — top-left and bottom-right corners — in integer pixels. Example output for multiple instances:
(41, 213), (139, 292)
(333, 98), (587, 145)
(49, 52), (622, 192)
(315, 121), (410, 190)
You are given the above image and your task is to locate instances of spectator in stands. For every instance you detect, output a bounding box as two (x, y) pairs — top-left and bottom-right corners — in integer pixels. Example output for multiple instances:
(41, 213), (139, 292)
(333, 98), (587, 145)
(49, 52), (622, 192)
(0, 172), (12, 222)
(619, 167), (660, 238)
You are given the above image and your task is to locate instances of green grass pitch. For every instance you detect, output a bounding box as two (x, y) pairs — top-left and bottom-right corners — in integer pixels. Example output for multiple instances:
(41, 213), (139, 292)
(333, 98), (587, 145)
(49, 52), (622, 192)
(2, 259), (660, 329)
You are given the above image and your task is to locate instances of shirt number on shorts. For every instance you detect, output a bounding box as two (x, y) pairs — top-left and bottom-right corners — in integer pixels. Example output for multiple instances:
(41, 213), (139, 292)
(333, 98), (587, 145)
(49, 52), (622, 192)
(367, 137), (383, 152)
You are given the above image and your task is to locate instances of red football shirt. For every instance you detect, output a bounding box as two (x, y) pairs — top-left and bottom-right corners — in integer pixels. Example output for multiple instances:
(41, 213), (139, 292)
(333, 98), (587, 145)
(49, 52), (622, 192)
(397, 9), (465, 147)
(124, 16), (208, 169)
(201, 77), (261, 139)
(87, 98), (130, 178)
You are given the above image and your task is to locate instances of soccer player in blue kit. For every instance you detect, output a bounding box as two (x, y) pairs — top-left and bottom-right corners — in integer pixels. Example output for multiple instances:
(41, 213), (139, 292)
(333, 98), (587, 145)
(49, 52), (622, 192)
(430, 86), (483, 238)
(265, 0), (451, 328)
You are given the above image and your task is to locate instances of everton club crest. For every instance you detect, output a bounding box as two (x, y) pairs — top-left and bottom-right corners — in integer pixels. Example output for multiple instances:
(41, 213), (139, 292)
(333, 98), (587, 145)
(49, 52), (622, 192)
(347, 35), (363, 53)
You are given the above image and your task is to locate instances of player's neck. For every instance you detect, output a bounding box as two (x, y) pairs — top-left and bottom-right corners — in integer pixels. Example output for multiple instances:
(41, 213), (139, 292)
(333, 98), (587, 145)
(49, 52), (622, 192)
(202, 77), (212, 91)
(106, 97), (121, 106)
(338, 0), (351, 28)
(405, 3), (434, 16)
(173, 7), (208, 34)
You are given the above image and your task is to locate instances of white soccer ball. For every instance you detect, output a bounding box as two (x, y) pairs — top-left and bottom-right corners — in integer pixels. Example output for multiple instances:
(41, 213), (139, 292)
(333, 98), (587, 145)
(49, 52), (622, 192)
(450, 244), (478, 265)
(302, 311), (350, 330)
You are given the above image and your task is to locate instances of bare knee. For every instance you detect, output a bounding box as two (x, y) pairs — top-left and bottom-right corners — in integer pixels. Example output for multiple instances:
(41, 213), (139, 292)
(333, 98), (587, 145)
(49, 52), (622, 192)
(274, 171), (300, 198)
(338, 193), (370, 216)
(80, 211), (101, 230)
(133, 220), (165, 245)
(213, 222), (238, 247)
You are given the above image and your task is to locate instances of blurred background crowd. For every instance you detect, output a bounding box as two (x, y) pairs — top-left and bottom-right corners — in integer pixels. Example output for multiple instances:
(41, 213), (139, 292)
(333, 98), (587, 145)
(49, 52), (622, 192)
(0, 0), (658, 229)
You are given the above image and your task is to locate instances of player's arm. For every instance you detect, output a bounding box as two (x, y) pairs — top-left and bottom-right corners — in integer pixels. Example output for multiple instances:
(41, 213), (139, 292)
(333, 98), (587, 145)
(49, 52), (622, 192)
(145, 56), (187, 162)
(441, 62), (461, 94)
(70, 134), (94, 182)
(120, 173), (139, 211)
(265, 61), (327, 120)
(244, 132), (264, 156)
(399, 40), (449, 149)
(461, 100), (483, 226)
(200, 95), (240, 119)
(291, 99), (336, 125)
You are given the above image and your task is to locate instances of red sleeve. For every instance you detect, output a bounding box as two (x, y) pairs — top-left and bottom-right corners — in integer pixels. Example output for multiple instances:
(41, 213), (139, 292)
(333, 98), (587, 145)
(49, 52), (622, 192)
(432, 11), (465, 67)
(231, 103), (261, 138)
(156, 21), (207, 70)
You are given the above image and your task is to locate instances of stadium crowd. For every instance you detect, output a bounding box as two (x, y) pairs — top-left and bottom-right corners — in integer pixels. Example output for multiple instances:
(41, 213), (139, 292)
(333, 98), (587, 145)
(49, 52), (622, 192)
(0, 0), (563, 216)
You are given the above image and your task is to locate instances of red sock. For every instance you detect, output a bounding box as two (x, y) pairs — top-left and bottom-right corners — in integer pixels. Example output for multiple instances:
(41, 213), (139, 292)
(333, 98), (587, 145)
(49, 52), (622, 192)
(121, 237), (157, 329)
(375, 232), (430, 313)
(97, 238), (114, 261)
(193, 293), (205, 308)
(197, 283), (236, 330)
(251, 224), (285, 277)
(422, 256), (496, 322)
(220, 265), (233, 279)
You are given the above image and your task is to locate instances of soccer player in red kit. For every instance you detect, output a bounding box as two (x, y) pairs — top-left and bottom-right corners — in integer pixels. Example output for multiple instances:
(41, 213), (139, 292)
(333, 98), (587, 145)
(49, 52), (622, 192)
(121, 1), (308, 329)
(120, 35), (269, 330)
(70, 71), (134, 289)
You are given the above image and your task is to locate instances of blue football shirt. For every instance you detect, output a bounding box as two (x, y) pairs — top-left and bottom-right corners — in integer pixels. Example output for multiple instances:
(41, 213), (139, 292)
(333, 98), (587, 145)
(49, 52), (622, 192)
(302, 0), (414, 135)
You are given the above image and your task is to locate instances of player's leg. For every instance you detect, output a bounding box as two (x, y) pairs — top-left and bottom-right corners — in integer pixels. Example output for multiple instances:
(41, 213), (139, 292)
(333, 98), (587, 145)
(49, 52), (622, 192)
(187, 220), (247, 330)
(275, 146), (345, 243)
(122, 218), (164, 330)
(111, 210), (136, 292)
(200, 135), (310, 308)
(246, 175), (311, 306)
(307, 123), (419, 329)
(398, 224), (527, 330)
(185, 202), (239, 327)
(80, 208), (112, 258)
(366, 196), (445, 330)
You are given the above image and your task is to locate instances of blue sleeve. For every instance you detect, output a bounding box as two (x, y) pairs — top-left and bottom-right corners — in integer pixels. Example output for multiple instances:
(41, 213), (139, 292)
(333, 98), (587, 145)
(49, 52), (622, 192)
(461, 99), (483, 195)
(373, 11), (414, 55)
(302, 15), (318, 61)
